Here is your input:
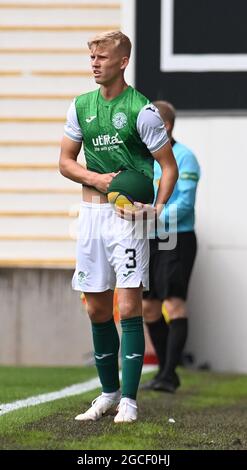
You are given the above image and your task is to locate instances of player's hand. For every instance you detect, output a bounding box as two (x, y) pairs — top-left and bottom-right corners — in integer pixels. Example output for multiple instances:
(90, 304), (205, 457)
(116, 202), (157, 222)
(93, 172), (120, 194)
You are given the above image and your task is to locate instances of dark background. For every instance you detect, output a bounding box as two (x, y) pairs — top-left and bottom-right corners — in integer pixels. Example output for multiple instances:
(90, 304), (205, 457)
(135, 0), (247, 110)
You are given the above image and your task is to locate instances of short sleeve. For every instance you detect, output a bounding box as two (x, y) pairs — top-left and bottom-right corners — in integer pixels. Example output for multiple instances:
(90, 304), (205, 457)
(64, 99), (83, 142)
(136, 104), (169, 153)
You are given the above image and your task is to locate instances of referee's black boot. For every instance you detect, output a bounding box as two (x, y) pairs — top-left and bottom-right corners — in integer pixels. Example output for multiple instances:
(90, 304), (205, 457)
(152, 371), (180, 393)
(139, 371), (162, 391)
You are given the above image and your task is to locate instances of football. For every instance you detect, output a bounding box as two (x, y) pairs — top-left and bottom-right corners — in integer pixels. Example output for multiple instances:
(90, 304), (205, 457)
(107, 169), (154, 210)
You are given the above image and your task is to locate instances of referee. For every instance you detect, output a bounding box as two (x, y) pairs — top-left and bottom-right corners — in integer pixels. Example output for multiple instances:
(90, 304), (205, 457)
(142, 101), (200, 392)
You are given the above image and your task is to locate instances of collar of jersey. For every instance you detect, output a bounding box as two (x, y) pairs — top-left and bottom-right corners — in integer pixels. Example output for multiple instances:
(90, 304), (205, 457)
(98, 85), (131, 106)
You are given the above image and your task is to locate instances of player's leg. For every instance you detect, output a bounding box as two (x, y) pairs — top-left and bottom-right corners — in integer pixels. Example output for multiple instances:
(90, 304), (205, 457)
(114, 285), (144, 422)
(141, 298), (169, 389)
(153, 297), (187, 392)
(101, 211), (150, 422)
(109, 220), (149, 422)
(141, 239), (170, 389)
(75, 290), (121, 421)
(73, 204), (120, 421)
(118, 286), (144, 400)
(154, 232), (197, 392)
(86, 290), (120, 394)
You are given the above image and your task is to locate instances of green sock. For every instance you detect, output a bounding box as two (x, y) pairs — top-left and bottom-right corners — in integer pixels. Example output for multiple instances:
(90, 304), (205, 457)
(121, 316), (145, 399)
(92, 318), (120, 393)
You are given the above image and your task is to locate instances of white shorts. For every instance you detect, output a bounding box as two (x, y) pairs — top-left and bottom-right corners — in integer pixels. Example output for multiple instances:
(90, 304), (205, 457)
(72, 201), (150, 292)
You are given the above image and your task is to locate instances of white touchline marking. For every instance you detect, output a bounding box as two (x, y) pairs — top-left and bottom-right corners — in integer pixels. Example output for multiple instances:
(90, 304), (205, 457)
(0, 365), (156, 416)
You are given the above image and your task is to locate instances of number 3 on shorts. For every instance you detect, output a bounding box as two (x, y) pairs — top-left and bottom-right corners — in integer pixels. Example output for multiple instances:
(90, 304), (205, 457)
(125, 248), (137, 269)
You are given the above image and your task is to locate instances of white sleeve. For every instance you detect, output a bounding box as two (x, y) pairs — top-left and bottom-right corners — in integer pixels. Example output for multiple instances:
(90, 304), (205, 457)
(64, 99), (83, 142)
(136, 103), (169, 153)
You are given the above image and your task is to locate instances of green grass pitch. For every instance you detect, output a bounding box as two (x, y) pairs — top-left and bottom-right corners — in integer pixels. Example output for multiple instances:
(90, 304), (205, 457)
(0, 365), (246, 450)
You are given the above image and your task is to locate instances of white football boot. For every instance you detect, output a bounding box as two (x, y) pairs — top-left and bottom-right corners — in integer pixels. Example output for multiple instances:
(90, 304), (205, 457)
(114, 397), (138, 423)
(75, 391), (121, 421)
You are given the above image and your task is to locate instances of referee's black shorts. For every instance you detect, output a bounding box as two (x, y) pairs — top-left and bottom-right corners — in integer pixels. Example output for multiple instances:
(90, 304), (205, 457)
(143, 231), (197, 301)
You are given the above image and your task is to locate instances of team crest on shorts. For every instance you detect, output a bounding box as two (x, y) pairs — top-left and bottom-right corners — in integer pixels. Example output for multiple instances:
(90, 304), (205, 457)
(78, 271), (87, 284)
(112, 112), (127, 129)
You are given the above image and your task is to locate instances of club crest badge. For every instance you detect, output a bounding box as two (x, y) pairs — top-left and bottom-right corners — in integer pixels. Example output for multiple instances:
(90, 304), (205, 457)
(112, 112), (127, 129)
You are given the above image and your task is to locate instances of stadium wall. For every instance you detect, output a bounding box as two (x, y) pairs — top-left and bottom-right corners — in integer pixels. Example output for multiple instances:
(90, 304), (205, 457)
(0, 268), (92, 366)
(173, 115), (247, 373)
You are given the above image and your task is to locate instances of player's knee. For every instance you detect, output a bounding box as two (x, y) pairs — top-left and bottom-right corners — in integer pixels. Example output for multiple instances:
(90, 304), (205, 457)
(118, 299), (141, 320)
(86, 304), (112, 323)
(164, 298), (187, 320)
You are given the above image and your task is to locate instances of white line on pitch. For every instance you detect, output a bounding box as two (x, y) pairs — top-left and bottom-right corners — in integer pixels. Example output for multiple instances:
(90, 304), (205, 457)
(0, 365), (156, 416)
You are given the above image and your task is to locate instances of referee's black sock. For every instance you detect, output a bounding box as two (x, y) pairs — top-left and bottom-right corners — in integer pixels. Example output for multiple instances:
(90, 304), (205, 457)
(146, 315), (169, 373)
(163, 318), (188, 380)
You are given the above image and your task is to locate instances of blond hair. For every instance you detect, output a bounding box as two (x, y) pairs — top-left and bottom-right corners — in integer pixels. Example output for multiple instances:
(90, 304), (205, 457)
(87, 30), (132, 58)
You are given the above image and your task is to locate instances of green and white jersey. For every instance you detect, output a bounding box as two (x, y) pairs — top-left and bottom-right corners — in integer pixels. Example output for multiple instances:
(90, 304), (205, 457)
(64, 86), (168, 181)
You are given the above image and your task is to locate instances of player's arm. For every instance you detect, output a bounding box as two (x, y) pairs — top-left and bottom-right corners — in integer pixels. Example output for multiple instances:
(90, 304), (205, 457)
(136, 103), (178, 216)
(151, 141), (178, 216)
(59, 136), (117, 193)
(60, 135), (89, 184)
(59, 100), (118, 193)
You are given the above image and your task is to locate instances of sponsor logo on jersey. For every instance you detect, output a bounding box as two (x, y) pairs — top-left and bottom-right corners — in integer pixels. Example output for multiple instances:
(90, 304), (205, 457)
(92, 133), (123, 147)
(112, 112), (128, 129)
(86, 115), (96, 123)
